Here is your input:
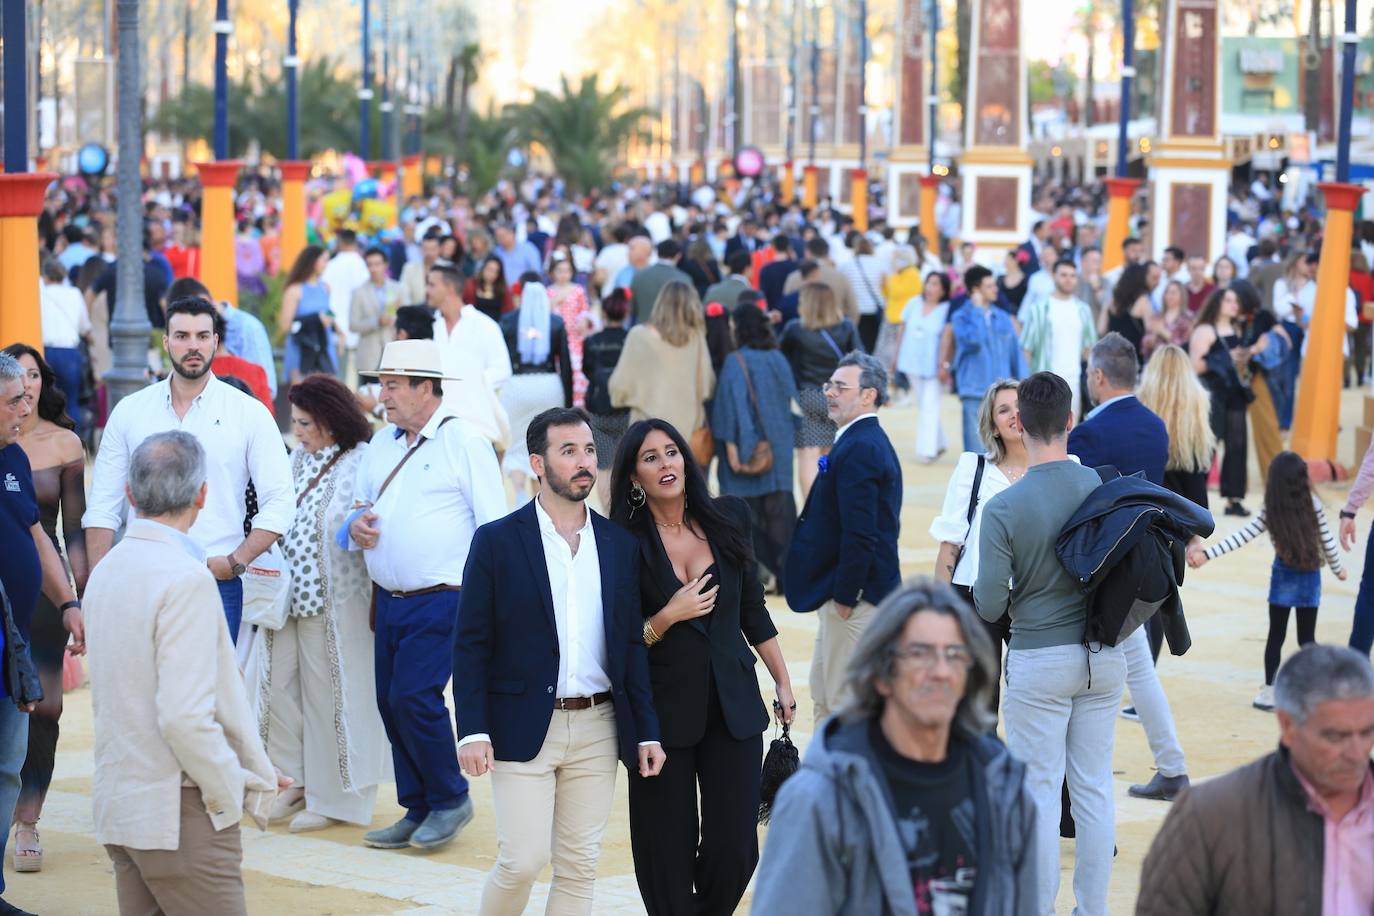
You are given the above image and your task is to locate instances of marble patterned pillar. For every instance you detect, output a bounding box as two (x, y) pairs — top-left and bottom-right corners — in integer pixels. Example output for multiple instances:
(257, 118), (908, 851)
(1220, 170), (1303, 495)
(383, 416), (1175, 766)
(958, 0), (1032, 262)
(1147, 0), (1230, 265)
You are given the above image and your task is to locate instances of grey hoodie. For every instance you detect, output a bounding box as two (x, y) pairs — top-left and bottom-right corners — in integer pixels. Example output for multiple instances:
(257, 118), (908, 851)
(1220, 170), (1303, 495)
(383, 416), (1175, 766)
(752, 716), (1038, 916)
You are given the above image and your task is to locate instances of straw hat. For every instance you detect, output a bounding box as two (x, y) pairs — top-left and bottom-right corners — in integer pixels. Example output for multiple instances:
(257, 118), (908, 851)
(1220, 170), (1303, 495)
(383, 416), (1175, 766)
(358, 339), (461, 381)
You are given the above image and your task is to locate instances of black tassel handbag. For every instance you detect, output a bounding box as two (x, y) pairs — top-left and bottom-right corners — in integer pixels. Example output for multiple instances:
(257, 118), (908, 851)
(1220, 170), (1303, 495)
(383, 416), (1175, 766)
(758, 702), (800, 824)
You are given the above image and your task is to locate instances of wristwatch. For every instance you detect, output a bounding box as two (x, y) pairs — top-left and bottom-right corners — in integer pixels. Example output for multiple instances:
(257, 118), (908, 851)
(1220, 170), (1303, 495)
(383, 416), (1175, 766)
(226, 553), (247, 578)
(1340, 510), (1358, 520)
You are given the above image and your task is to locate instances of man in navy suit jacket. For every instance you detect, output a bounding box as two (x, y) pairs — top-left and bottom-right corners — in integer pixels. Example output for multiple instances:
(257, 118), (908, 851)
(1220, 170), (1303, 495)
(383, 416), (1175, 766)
(1068, 332), (1169, 485)
(454, 408), (664, 913)
(785, 352), (903, 722)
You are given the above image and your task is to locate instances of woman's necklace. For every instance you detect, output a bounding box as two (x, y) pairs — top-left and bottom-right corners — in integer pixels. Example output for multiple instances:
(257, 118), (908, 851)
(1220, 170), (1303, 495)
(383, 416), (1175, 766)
(654, 513), (686, 531)
(1000, 462), (1027, 484)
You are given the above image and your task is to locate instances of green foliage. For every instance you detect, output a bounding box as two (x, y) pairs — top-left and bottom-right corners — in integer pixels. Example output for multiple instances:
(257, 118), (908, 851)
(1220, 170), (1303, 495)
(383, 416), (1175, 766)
(151, 59), (365, 159)
(426, 105), (515, 198)
(505, 75), (652, 193)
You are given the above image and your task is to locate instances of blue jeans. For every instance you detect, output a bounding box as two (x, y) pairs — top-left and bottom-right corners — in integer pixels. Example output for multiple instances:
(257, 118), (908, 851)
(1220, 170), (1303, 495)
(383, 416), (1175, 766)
(0, 703), (30, 894)
(216, 577), (243, 645)
(1350, 523), (1374, 657)
(960, 397), (983, 453)
(374, 589), (468, 821)
(43, 346), (83, 434)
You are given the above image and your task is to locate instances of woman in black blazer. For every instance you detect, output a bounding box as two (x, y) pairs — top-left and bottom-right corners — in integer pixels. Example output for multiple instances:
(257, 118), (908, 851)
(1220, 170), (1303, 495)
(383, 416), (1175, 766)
(610, 418), (795, 916)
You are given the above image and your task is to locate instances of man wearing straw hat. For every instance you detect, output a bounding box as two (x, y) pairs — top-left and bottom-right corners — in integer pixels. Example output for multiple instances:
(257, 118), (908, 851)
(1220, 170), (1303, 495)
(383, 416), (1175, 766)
(346, 339), (506, 850)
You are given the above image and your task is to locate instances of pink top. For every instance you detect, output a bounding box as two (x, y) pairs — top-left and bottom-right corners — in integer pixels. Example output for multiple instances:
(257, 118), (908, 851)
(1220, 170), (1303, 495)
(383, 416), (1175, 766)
(1346, 442), (1374, 516)
(1293, 760), (1374, 916)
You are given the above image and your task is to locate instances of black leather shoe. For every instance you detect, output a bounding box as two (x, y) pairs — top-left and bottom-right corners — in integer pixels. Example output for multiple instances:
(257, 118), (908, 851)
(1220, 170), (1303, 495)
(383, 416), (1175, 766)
(0, 897), (37, 916)
(1128, 772), (1191, 801)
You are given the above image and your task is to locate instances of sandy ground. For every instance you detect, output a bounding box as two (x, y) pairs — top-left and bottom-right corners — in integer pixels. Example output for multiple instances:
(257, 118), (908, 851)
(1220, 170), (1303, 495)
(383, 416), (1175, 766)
(8, 387), (1369, 915)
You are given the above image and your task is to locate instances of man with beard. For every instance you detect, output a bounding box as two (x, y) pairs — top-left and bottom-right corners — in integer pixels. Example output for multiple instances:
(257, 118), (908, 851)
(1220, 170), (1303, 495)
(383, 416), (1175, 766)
(454, 407), (664, 915)
(84, 297), (294, 643)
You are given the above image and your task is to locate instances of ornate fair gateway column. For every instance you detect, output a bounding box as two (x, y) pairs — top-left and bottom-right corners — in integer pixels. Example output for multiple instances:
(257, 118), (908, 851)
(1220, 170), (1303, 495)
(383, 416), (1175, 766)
(886, 0), (928, 229)
(958, 0), (1032, 262)
(1147, 0), (1230, 265)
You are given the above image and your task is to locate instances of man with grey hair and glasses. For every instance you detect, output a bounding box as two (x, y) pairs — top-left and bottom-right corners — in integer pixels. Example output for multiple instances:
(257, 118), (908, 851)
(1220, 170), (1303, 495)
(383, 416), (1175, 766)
(754, 578), (1037, 915)
(785, 351), (903, 722)
(84, 431), (281, 915)
(1138, 644), (1374, 915)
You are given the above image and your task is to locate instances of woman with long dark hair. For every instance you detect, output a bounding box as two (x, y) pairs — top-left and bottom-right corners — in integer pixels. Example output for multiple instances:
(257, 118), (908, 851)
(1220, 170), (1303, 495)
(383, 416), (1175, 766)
(1191, 286), (1253, 516)
(278, 244), (337, 382)
(1, 343), (87, 873)
(462, 254), (513, 322)
(609, 418), (794, 916)
(1098, 262), (1151, 356)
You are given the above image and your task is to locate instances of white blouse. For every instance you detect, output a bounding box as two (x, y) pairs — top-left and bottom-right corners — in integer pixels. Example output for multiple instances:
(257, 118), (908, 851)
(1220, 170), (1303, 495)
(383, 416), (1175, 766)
(930, 452), (1081, 586)
(930, 452), (1014, 587)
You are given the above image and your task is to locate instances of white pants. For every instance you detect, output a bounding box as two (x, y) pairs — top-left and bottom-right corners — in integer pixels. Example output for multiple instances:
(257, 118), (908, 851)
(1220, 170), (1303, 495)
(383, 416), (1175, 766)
(912, 376), (947, 461)
(1123, 627), (1187, 777)
(1003, 642), (1126, 916)
(480, 704), (620, 916)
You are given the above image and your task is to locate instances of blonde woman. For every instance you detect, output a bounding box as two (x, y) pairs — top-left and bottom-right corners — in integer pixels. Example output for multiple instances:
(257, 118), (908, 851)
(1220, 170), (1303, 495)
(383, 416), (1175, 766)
(930, 378), (1025, 712)
(608, 280), (715, 441)
(1139, 344), (1217, 510)
(780, 282), (863, 498)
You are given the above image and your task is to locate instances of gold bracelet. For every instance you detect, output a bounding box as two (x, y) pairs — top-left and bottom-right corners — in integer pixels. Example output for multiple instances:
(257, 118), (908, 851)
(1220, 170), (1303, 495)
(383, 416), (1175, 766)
(643, 619), (661, 647)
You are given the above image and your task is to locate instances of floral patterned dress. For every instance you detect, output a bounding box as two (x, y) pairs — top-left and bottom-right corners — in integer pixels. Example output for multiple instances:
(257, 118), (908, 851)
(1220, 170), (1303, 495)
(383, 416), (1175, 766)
(550, 281), (591, 406)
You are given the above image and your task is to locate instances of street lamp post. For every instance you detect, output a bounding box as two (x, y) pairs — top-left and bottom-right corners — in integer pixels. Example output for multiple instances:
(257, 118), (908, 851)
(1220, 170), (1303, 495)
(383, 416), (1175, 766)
(381, 0), (393, 162)
(728, 0), (742, 152)
(105, 0), (151, 409)
(927, 0), (938, 174)
(286, 0), (299, 161)
(1101, 0), (1142, 274)
(214, 0), (230, 160)
(360, 0), (372, 160)
(2, 0), (28, 173)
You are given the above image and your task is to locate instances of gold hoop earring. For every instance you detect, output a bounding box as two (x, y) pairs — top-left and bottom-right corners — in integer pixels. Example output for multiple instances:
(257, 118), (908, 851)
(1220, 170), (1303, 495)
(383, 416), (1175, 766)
(628, 481), (646, 515)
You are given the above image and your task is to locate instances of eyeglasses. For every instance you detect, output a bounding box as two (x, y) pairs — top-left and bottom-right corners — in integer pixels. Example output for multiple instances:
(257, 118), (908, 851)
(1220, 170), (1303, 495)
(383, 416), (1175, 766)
(891, 642), (973, 671)
(821, 380), (859, 393)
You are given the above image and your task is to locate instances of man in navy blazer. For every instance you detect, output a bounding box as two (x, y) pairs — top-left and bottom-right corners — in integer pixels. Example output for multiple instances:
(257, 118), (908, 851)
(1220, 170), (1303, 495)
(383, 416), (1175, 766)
(785, 352), (902, 722)
(454, 407), (664, 914)
(1068, 332), (1169, 486)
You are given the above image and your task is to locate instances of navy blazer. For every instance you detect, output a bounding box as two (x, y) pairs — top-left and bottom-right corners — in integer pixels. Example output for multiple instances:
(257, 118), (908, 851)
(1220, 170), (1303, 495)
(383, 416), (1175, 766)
(453, 502), (661, 770)
(1068, 395), (1169, 486)
(784, 416), (903, 612)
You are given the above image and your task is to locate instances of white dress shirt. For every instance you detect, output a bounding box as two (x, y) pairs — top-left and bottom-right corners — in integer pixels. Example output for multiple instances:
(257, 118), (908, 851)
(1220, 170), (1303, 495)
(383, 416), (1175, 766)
(834, 412), (879, 445)
(83, 374), (294, 557)
(534, 497), (610, 698)
(40, 283), (92, 348)
(321, 250), (370, 347)
(349, 406), (505, 592)
(432, 306), (514, 391)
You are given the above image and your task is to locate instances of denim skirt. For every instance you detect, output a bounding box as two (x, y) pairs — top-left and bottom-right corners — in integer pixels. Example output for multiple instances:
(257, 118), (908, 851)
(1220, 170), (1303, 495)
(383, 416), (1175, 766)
(1268, 558), (1322, 608)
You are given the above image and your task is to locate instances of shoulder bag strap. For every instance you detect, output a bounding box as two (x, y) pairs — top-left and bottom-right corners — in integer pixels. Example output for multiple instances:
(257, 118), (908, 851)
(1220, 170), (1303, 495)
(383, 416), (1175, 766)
(854, 259), (882, 310)
(966, 455), (987, 529)
(818, 328), (844, 359)
(375, 415), (455, 504)
(733, 351), (766, 433)
(296, 449), (347, 508)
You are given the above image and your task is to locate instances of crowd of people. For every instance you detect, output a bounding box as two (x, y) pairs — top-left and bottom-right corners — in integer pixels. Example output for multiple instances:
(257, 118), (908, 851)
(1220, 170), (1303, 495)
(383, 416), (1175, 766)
(0, 164), (1371, 916)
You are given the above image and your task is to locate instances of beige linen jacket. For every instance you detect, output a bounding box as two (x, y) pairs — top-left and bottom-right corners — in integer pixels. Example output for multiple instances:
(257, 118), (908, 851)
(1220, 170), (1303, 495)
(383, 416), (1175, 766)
(85, 518), (276, 850)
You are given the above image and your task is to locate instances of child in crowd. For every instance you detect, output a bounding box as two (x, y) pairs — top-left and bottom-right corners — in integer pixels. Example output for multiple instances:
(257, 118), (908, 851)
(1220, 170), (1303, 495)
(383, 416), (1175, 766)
(1189, 451), (1346, 710)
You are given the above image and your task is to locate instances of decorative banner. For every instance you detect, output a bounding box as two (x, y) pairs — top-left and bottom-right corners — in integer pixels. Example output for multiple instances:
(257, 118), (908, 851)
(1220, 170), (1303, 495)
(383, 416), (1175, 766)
(1168, 0), (1219, 139)
(972, 0), (1021, 147)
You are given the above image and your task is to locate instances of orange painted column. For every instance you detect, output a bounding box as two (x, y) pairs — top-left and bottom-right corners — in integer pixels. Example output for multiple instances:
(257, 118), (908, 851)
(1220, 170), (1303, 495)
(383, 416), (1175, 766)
(1291, 181), (1366, 463)
(802, 165), (819, 210)
(401, 154), (422, 199)
(1101, 176), (1143, 274)
(690, 160), (705, 186)
(374, 162), (399, 228)
(196, 160), (242, 306)
(279, 161), (311, 276)
(0, 173), (58, 348)
(780, 161), (795, 206)
(919, 174), (941, 254)
(850, 169), (869, 231)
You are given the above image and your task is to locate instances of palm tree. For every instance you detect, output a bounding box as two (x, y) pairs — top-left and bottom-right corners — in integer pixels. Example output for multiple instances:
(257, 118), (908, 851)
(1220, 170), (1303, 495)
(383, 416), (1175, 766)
(506, 75), (652, 193)
(108, 0), (151, 409)
(444, 41), (483, 151)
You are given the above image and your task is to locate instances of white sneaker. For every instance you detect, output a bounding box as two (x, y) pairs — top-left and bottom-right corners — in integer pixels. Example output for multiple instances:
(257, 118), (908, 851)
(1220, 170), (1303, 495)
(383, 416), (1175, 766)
(269, 787), (306, 823)
(288, 811), (337, 833)
(1253, 686), (1275, 711)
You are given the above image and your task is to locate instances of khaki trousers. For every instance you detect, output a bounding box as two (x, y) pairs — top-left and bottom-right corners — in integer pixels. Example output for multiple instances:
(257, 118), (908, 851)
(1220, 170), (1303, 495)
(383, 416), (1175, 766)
(809, 599), (876, 722)
(479, 703), (620, 916)
(105, 787), (246, 916)
(267, 614), (377, 825)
